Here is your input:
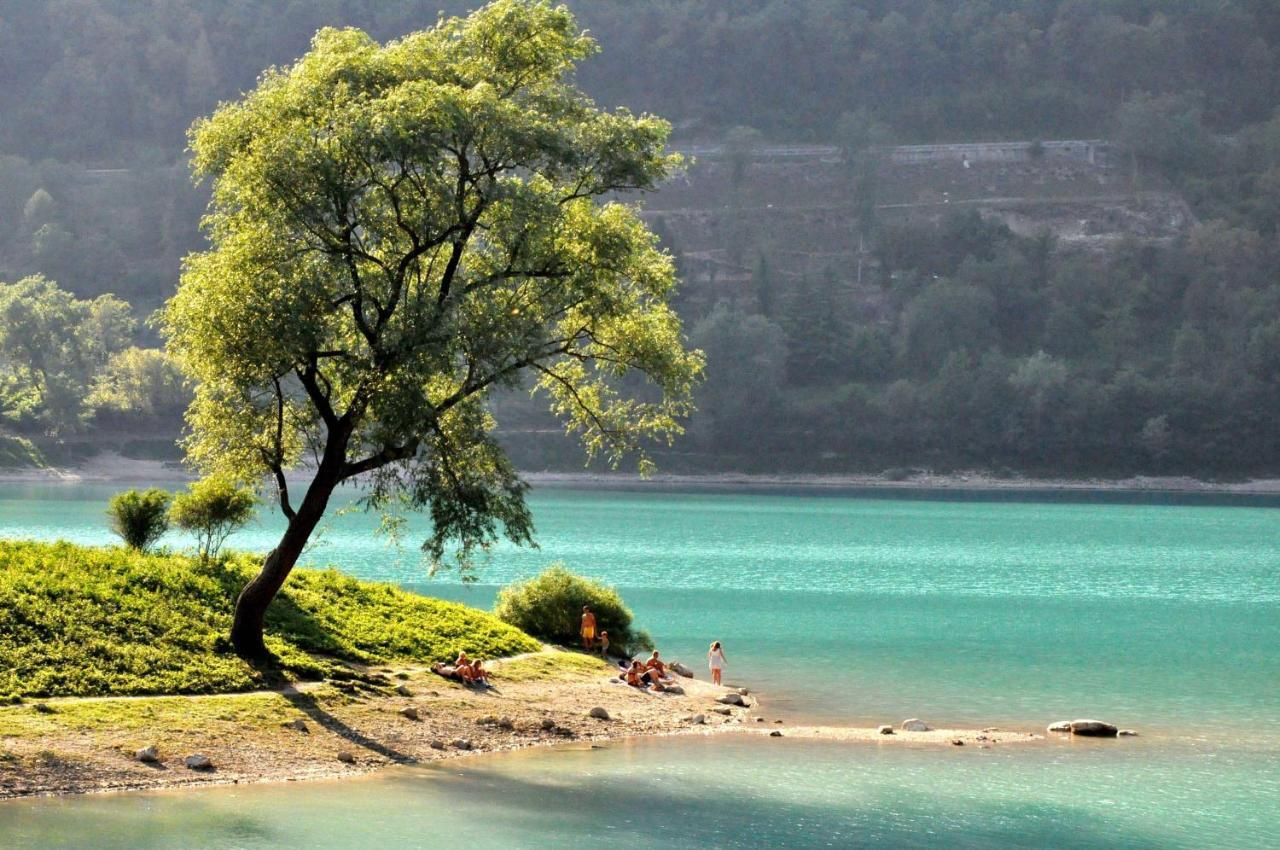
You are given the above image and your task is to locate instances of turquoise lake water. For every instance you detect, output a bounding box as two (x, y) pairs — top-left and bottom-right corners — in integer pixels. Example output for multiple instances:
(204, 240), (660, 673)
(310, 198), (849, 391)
(1, 481), (1278, 848)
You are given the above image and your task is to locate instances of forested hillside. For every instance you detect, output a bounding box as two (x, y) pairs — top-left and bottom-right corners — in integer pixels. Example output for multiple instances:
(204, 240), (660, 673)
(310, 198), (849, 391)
(3, 1), (1280, 476)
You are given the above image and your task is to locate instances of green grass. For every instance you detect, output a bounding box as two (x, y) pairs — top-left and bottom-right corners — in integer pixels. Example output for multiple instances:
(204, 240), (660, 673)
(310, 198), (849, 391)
(495, 651), (611, 683)
(0, 540), (541, 699)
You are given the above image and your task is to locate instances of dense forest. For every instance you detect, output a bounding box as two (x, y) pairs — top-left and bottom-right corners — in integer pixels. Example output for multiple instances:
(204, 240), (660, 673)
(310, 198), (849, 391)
(3, 0), (1280, 476)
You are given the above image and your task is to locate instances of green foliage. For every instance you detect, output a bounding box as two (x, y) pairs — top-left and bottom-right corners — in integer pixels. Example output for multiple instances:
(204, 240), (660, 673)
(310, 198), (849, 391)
(168, 477), (258, 560)
(493, 564), (652, 656)
(106, 488), (172, 552)
(0, 540), (540, 698)
(162, 0), (701, 574)
(0, 276), (136, 433)
(0, 435), (46, 469)
(86, 347), (189, 420)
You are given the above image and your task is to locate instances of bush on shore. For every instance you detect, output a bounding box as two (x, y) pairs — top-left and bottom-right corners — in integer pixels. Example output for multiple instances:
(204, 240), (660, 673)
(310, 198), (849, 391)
(493, 564), (653, 656)
(0, 540), (540, 699)
(106, 487), (171, 551)
(168, 476), (257, 560)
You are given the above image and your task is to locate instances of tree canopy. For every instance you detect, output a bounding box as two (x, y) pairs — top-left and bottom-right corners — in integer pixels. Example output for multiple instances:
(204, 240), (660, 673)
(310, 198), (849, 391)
(161, 0), (701, 655)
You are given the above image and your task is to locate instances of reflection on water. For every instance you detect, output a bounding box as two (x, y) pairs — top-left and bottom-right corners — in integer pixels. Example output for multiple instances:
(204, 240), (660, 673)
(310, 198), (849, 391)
(4, 736), (1278, 850)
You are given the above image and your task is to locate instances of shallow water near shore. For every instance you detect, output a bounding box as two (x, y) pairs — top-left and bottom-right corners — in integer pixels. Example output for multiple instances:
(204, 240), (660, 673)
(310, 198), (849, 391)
(2, 482), (1279, 847)
(4, 735), (1278, 850)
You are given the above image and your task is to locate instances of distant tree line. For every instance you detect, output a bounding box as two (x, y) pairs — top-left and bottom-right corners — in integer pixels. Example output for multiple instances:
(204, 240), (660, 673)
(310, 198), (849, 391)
(4, 0), (1280, 476)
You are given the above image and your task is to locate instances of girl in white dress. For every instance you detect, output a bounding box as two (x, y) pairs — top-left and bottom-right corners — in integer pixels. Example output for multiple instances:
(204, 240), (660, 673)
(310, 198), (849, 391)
(707, 640), (727, 686)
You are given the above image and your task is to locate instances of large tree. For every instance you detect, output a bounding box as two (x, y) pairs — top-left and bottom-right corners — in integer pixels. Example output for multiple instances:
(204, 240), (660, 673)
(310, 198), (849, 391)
(163, 0), (702, 658)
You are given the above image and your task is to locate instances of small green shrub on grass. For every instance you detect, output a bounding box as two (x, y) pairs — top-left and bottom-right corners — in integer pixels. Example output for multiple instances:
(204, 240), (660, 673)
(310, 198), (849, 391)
(169, 477), (258, 559)
(107, 488), (171, 551)
(493, 564), (653, 656)
(0, 540), (540, 698)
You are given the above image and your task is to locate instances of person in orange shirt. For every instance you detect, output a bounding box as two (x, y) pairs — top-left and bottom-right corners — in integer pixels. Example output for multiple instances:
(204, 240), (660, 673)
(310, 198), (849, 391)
(580, 605), (597, 650)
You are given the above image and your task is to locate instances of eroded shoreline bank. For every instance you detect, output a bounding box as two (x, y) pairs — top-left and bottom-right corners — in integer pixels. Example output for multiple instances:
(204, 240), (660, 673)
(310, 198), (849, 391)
(4, 452), (1280, 495)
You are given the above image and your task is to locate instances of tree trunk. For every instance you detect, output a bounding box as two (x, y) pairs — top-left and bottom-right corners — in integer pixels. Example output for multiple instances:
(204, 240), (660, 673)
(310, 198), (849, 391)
(230, 438), (347, 659)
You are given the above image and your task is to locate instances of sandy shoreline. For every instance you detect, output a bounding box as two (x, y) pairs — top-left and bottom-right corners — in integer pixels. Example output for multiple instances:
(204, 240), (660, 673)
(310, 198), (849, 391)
(4, 451), (1280, 495)
(0, 649), (1049, 801)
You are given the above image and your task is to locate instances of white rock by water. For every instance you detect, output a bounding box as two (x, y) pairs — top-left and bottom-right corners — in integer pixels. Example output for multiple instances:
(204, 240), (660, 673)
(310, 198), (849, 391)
(669, 662), (694, 678)
(1069, 719), (1118, 737)
(900, 718), (932, 732)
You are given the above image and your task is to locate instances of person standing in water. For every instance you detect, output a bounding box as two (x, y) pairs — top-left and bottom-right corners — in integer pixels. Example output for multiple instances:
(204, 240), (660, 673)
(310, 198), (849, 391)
(708, 640), (727, 685)
(580, 605), (597, 650)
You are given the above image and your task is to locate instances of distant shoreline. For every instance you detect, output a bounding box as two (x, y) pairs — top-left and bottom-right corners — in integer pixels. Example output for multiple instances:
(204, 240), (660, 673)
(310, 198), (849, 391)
(4, 452), (1280, 495)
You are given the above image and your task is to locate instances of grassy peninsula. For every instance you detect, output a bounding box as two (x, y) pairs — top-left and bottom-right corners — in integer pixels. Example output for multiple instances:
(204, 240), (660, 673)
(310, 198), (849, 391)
(0, 540), (540, 700)
(0, 541), (756, 798)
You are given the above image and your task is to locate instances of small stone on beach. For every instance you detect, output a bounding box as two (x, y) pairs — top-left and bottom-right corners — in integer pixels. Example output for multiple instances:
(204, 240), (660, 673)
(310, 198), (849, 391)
(184, 754), (213, 771)
(769, 730), (783, 737)
(1118, 729), (1139, 736)
(588, 706), (611, 720)
(336, 751), (356, 764)
(399, 707), (420, 721)
(283, 719), (309, 733)
(429, 740), (446, 750)
(395, 684), (412, 697)
(691, 714), (706, 725)
(451, 739), (473, 750)
(900, 718), (932, 732)
(135, 746), (159, 763)
(878, 725), (894, 735)
(716, 693), (747, 706)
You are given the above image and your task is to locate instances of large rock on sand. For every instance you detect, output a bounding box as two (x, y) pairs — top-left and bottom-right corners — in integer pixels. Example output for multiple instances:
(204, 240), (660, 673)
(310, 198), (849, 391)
(184, 754), (213, 771)
(669, 662), (694, 678)
(716, 693), (747, 706)
(1069, 719), (1118, 737)
(1047, 721), (1072, 733)
(900, 718), (932, 732)
(588, 706), (611, 720)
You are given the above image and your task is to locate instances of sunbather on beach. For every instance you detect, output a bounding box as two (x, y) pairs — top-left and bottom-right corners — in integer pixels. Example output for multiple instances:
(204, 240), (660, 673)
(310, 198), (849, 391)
(645, 650), (668, 678)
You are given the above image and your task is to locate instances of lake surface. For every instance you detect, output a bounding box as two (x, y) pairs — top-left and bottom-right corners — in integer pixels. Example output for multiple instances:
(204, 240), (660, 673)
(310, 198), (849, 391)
(2, 481), (1278, 848)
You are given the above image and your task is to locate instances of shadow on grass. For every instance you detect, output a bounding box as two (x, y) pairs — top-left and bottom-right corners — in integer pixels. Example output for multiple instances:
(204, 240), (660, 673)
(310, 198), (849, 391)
(278, 688), (416, 765)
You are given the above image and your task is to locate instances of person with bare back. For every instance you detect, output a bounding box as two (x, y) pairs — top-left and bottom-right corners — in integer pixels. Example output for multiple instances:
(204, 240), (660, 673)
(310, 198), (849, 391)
(580, 605), (597, 650)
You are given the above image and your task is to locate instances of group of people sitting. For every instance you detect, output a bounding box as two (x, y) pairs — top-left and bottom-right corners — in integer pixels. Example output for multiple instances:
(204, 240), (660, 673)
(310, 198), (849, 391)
(619, 650), (674, 692)
(431, 651), (491, 687)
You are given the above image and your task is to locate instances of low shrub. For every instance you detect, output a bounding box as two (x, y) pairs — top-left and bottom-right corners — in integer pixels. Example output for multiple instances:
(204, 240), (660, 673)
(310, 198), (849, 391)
(107, 488), (171, 551)
(169, 477), (257, 559)
(493, 564), (653, 656)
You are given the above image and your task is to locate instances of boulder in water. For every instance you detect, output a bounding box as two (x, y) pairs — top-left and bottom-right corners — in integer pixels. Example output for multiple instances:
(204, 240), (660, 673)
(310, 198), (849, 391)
(1069, 720), (1118, 737)
(716, 693), (746, 706)
(1118, 729), (1139, 737)
(1047, 721), (1072, 733)
(900, 719), (931, 732)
